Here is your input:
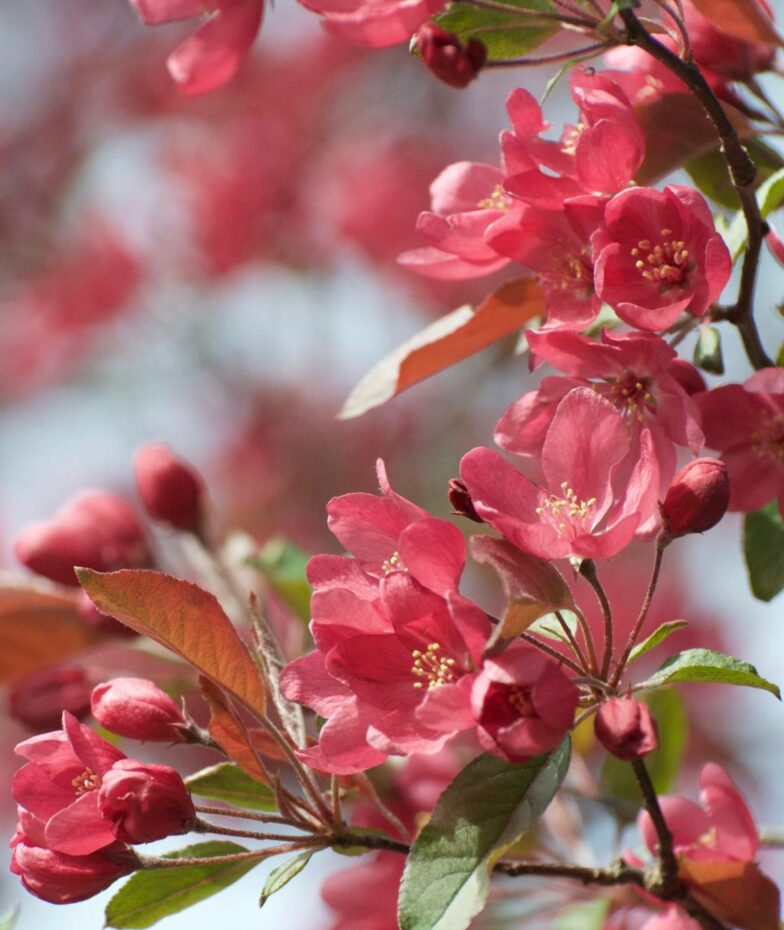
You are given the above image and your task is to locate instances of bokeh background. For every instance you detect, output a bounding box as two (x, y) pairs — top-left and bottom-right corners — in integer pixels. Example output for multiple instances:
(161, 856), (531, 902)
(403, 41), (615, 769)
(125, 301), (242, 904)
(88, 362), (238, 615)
(1, 1), (783, 926)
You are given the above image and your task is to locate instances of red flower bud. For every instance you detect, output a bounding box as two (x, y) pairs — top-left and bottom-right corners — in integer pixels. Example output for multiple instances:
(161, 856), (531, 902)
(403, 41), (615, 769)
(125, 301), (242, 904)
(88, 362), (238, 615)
(594, 698), (658, 761)
(416, 24), (486, 89)
(9, 666), (92, 732)
(91, 677), (187, 741)
(661, 457), (729, 538)
(133, 442), (206, 534)
(448, 477), (484, 523)
(98, 760), (196, 844)
(14, 490), (149, 586)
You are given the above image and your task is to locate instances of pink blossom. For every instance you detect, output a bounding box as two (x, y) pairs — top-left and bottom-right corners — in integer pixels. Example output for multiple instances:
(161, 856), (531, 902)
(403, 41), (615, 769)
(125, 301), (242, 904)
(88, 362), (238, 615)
(322, 852), (403, 930)
(495, 328), (704, 496)
(10, 809), (132, 904)
(133, 442), (206, 535)
(301, 0), (445, 48)
(91, 678), (188, 742)
(416, 23), (485, 88)
(471, 647), (577, 762)
(638, 763), (758, 863)
(12, 712), (193, 856)
(593, 185), (731, 331)
(9, 667), (92, 733)
(460, 388), (660, 561)
(325, 458), (466, 596)
(698, 368), (784, 516)
(681, 0), (775, 82)
(660, 458), (729, 537)
(280, 574), (491, 773)
(129, 0), (264, 95)
(594, 698), (658, 761)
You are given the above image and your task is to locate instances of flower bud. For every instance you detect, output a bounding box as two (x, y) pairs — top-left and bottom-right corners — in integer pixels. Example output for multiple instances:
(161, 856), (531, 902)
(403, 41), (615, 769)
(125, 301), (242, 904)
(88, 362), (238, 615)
(661, 458), (729, 538)
(416, 24), (486, 89)
(133, 442), (206, 535)
(77, 589), (137, 639)
(98, 759), (196, 844)
(9, 665), (92, 732)
(91, 677), (187, 741)
(594, 698), (658, 761)
(448, 477), (484, 523)
(14, 490), (149, 586)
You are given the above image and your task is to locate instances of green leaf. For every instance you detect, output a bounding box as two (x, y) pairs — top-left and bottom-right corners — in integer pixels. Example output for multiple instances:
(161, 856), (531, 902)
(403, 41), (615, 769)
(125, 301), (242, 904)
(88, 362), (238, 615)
(602, 688), (686, 814)
(105, 842), (261, 929)
(0, 908), (19, 930)
(398, 739), (571, 930)
(435, 0), (559, 63)
(638, 648), (780, 699)
(554, 899), (610, 930)
(248, 538), (312, 622)
(259, 852), (313, 907)
(629, 621), (689, 663)
(686, 140), (784, 211)
(744, 502), (784, 602)
(185, 763), (277, 812)
(694, 326), (724, 375)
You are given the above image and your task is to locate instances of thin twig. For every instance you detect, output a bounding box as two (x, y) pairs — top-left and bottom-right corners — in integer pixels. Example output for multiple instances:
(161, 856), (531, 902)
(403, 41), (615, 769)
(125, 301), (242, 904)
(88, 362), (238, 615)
(554, 609), (590, 671)
(519, 631), (588, 676)
(630, 759), (679, 895)
(578, 560), (613, 680)
(193, 805), (311, 829)
(484, 41), (614, 68)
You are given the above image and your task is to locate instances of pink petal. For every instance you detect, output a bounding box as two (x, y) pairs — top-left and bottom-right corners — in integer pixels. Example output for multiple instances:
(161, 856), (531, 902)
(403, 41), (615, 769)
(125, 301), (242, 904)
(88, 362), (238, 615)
(280, 651), (353, 718)
(700, 763), (758, 861)
(63, 713), (125, 776)
(130, 0), (206, 25)
(44, 791), (117, 856)
(398, 517), (465, 595)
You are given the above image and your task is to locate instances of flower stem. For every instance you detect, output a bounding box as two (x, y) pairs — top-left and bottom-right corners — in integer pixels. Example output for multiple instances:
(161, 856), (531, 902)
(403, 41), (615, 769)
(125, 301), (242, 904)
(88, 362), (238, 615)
(578, 560), (613, 681)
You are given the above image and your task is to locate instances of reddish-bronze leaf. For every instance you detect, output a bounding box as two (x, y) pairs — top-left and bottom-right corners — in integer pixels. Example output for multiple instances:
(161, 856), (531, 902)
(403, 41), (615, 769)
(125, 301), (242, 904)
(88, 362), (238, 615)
(200, 677), (272, 784)
(0, 575), (97, 683)
(339, 278), (546, 419)
(78, 569), (266, 718)
(680, 859), (781, 930)
(689, 0), (780, 45)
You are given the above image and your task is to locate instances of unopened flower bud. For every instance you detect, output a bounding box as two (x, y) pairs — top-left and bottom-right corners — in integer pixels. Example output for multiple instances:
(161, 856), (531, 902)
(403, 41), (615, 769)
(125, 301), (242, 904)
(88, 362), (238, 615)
(594, 698), (658, 761)
(416, 24), (486, 89)
(661, 458), (729, 538)
(14, 490), (149, 586)
(98, 759), (196, 844)
(9, 666), (92, 732)
(91, 677), (187, 741)
(133, 442), (206, 535)
(448, 477), (484, 523)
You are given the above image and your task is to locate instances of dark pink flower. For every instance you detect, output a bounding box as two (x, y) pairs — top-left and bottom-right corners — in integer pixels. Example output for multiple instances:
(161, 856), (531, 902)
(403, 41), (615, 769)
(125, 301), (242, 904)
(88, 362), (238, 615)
(495, 328), (704, 498)
(133, 442), (206, 534)
(10, 809), (133, 904)
(698, 368), (784, 517)
(682, 0), (775, 82)
(471, 647), (577, 762)
(98, 760), (195, 844)
(416, 23), (485, 88)
(301, 0), (445, 48)
(130, 0), (264, 95)
(12, 712), (193, 855)
(91, 678), (187, 742)
(594, 698), (658, 761)
(638, 763), (758, 863)
(14, 490), (149, 587)
(9, 666), (92, 733)
(593, 185), (731, 331)
(322, 852), (403, 930)
(661, 458), (729, 537)
(326, 459), (466, 596)
(460, 388), (660, 561)
(281, 574), (490, 772)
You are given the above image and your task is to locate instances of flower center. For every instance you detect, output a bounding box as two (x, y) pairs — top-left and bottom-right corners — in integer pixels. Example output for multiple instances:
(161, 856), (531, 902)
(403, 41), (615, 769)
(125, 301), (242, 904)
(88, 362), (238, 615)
(699, 826), (718, 848)
(382, 550), (408, 574)
(606, 372), (655, 424)
(507, 685), (535, 716)
(561, 123), (584, 156)
(477, 184), (512, 211)
(631, 229), (690, 287)
(72, 769), (101, 796)
(536, 482), (597, 535)
(411, 642), (457, 690)
(752, 414), (784, 463)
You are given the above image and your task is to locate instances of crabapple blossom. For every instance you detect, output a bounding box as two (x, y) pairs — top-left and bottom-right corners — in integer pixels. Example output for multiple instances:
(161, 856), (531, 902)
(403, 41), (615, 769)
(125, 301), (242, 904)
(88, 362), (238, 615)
(10, 809), (133, 904)
(90, 678), (188, 742)
(301, 0), (445, 48)
(660, 458), (729, 537)
(592, 185), (732, 331)
(12, 712), (193, 857)
(495, 328), (704, 495)
(460, 387), (660, 561)
(14, 490), (150, 587)
(594, 698), (658, 761)
(129, 0), (264, 95)
(133, 442), (206, 535)
(9, 667), (92, 733)
(698, 368), (784, 517)
(471, 648), (578, 762)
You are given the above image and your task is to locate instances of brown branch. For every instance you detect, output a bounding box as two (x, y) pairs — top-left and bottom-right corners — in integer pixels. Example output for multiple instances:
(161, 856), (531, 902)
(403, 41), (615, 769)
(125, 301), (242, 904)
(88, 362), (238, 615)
(578, 560), (614, 680)
(620, 7), (773, 371)
(631, 758), (680, 896)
